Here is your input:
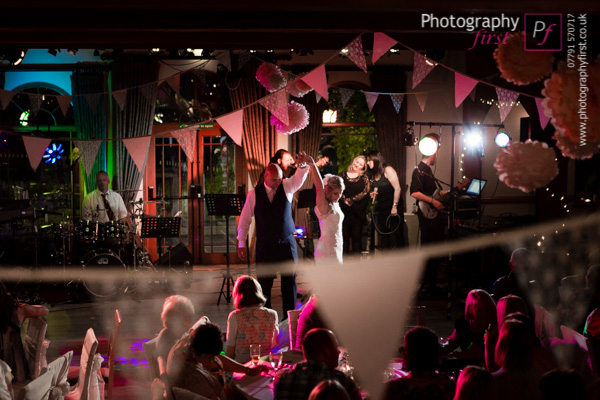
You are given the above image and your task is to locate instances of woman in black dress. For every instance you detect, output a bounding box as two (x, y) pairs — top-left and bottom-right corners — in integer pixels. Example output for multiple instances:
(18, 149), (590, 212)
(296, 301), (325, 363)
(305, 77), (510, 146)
(340, 156), (370, 254)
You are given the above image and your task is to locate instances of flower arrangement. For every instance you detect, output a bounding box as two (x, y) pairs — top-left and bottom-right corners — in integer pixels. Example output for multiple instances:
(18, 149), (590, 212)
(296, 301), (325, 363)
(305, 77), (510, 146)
(494, 140), (559, 192)
(494, 31), (554, 85)
(270, 101), (310, 135)
(256, 62), (287, 93)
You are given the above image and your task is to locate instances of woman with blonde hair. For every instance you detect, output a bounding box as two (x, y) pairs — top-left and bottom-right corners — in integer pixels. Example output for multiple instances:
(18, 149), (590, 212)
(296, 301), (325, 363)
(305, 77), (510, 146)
(225, 275), (279, 362)
(340, 155), (370, 255)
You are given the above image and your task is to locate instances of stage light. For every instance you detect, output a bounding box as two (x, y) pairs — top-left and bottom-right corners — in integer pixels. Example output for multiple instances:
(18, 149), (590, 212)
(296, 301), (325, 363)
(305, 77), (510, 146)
(418, 133), (441, 156)
(465, 128), (484, 156)
(403, 125), (418, 147)
(294, 227), (306, 238)
(43, 143), (64, 164)
(495, 131), (511, 148)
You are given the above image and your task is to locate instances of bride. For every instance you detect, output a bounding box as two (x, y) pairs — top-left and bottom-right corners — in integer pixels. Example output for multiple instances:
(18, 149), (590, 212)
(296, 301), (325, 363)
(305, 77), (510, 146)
(300, 154), (345, 264)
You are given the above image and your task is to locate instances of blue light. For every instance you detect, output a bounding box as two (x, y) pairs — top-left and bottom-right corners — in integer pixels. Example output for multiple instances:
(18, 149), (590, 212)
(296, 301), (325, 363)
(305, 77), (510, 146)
(43, 142), (64, 164)
(294, 227), (306, 238)
(495, 131), (511, 148)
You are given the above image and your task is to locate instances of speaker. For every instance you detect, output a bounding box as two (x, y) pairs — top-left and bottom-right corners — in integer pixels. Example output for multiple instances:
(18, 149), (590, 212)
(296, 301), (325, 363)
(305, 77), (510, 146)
(156, 243), (193, 266)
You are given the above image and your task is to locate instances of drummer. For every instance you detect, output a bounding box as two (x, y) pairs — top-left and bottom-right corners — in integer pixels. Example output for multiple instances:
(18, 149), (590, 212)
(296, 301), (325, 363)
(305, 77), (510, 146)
(81, 171), (128, 222)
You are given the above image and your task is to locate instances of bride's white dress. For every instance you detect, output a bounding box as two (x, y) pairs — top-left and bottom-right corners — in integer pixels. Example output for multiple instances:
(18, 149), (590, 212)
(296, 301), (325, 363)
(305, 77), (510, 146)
(314, 201), (344, 264)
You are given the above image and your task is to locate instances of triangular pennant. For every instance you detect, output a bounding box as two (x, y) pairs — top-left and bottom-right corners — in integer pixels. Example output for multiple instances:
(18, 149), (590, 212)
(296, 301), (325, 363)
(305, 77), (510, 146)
(344, 37), (368, 73)
(140, 83), (157, 105)
(390, 93), (405, 113)
(372, 32), (398, 64)
(315, 92), (322, 104)
(22, 136), (52, 171)
(112, 89), (127, 111)
(75, 140), (103, 177)
(535, 97), (551, 130)
(167, 74), (181, 94)
(259, 91), (289, 125)
(56, 95), (72, 117)
(85, 94), (101, 115)
(495, 87), (520, 123)
(29, 94), (43, 116)
(412, 53), (436, 89)
(0, 89), (15, 110)
(237, 52), (252, 69)
(122, 136), (152, 173)
(170, 128), (198, 163)
(215, 110), (244, 147)
(364, 92), (379, 112)
(301, 65), (329, 102)
(215, 50), (232, 71)
(454, 73), (479, 108)
(339, 88), (354, 108)
(306, 252), (425, 400)
(414, 92), (429, 112)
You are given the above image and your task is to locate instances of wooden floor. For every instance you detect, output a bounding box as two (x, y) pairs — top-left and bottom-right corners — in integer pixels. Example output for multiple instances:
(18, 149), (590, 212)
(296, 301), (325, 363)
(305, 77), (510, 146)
(30, 261), (461, 400)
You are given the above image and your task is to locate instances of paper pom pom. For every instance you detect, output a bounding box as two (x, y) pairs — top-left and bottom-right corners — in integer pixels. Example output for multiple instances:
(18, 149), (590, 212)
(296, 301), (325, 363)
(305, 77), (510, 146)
(270, 101), (310, 135)
(256, 62), (287, 93)
(494, 140), (559, 193)
(494, 31), (554, 85)
(542, 59), (600, 159)
(286, 74), (313, 98)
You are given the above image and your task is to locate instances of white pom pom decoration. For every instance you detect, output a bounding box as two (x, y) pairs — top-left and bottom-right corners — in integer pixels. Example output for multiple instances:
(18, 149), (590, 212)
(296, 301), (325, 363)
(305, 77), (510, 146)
(270, 101), (310, 135)
(256, 62), (287, 93)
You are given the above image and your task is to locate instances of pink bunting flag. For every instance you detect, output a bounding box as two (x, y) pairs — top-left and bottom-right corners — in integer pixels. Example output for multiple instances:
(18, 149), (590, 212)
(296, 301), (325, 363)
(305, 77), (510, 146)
(0, 89), (15, 110)
(390, 93), (405, 113)
(56, 95), (72, 116)
(315, 92), (322, 104)
(455, 73), (478, 108)
(301, 65), (329, 102)
(414, 92), (429, 112)
(344, 37), (368, 73)
(22, 136), (52, 171)
(75, 140), (103, 177)
(112, 89), (127, 111)
(122, 136), (152, 172)
(85, 94), (100, 115)
(535, 97), (551, 129)
(215, 109), (244, 147)
(29, 94), (43, 116)
(140, 83), (157, 105)
(170, 128), (197, 163)
(167, 74), (180, 94)
(412, 53), (436, 89)
(495, 87), (520, 123)
(259, 91), (289, 125)
(339, 88), (354, 108)
(364, 92), (379, 112)
(372, 32), (398, 64)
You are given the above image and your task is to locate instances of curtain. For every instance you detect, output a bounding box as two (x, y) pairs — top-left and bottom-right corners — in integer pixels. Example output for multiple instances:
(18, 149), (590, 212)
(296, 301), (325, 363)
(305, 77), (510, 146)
(110, 59), (159, 205)
(71, 63), (110, 193)
(229, 61), (277, 188)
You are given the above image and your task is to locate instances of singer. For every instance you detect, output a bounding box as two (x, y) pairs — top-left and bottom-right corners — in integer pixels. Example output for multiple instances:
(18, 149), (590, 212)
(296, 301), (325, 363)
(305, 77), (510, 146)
(81, 171), (128, 222)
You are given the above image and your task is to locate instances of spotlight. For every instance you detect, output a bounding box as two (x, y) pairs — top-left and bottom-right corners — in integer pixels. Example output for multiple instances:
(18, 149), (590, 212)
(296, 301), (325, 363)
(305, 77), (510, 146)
(465, 128), (484, 156)
(403, 125), (418, 147)
(294, 227), (306, 238)
(419, 133), (441, 156)
(495, 131), (511, 148)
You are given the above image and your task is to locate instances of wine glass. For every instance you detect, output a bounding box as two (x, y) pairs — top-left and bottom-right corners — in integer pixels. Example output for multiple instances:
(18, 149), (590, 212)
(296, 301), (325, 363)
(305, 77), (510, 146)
(269, 352), (282, 370)
(250, 344), (261, 365)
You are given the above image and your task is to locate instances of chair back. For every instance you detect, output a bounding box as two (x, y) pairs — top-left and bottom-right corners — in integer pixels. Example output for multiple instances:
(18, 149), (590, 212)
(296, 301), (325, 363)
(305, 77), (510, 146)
(24, 317), (49, 379)
(68, 328), (99, 400)
(16, 369), (53, 400)
(41, 350), (73, 399)
(143, 338), (159, 381)
(287, 310), (301, 351)
(106, 310), (123, 400)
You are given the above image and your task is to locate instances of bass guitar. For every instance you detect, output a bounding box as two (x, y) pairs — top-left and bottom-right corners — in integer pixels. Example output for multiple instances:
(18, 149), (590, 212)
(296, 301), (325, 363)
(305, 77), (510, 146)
(418, 178), (471, 219)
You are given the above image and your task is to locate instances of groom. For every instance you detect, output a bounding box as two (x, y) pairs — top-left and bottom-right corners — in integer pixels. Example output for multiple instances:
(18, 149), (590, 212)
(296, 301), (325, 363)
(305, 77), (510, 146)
(237, 152), (310, 318)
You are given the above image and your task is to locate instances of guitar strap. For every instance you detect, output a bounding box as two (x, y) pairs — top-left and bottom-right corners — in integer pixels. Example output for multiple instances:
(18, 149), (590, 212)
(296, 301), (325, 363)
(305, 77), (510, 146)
(416, 164), (442, 193)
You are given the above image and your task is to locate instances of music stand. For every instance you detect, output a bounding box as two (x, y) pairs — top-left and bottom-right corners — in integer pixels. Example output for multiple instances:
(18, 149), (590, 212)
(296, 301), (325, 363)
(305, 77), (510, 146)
(204, 194), (244, 305)
(141, 217), (181, 267)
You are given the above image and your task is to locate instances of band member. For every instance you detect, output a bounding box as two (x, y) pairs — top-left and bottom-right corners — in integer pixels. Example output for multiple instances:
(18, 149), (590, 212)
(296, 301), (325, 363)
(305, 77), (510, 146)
(82, 171), (128, 222)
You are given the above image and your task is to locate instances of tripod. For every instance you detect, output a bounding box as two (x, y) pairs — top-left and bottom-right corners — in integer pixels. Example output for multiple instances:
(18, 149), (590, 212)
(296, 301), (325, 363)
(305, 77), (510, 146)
(204, 193), (244, 305)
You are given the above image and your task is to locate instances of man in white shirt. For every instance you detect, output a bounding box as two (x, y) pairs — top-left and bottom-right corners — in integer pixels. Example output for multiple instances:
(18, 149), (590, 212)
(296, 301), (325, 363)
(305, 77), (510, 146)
(237, 152), (309, 318)
(81, 171), (128, 222)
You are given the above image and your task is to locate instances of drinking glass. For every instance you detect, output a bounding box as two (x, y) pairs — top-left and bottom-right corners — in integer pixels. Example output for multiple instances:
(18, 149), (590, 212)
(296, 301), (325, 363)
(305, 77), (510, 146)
(250, 344), (261, 365)
(269, 352), (282, 370)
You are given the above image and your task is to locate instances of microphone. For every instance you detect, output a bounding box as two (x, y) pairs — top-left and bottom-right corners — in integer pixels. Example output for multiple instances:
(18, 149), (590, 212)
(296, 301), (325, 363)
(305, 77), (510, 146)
(372, 187), (378, 205)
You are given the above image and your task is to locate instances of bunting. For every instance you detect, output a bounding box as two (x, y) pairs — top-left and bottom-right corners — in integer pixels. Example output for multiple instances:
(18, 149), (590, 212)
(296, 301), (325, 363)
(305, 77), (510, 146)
(56, 95), (72, 116)
(23, 136), (52, 171)
(390, 93), (405, 113)
(414, 92), (429, 112)
(372, 32), (398, 64)
(75, 140), (102, 177)
(215, 110), (244, 146)
(301, 65), (329, 102)
(412, 53), (436, 89)
(85, 94), (101, 115)
(112, 89), (127, 111)
(535, 97), (551, 130)
(344, 37), (368, 73)
(315, 92), (323, 104)
(0, 89), (15, 110)
(495, 87), (520, 123)
(28, 94), (43, 116)
(170, 128), (197, 163)
(259, 91), (289, 125)
(140, 83), (156, 105)
(364, 92), (379, 112)
(122, 136), (152, 173)
(215, 50), (232, 71)
(340, 88), (354, 108)
(167, 74), (181, 94)
(454, 73), (478, 108)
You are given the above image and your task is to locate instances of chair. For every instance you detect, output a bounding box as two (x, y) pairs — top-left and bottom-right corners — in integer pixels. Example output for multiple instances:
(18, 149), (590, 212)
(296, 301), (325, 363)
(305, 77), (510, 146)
(287, 310), (301, 351)
(16, 369), (53, 400)
(143, 338), (160, 381)
(23, 317), (50, 379)
(104, 310), (122, 400)
(65, 328), (99, 400)
(41, 351), (74, 400)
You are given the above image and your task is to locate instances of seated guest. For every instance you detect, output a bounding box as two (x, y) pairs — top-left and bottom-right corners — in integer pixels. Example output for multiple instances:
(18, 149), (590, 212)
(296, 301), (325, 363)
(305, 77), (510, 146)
(295, 294), (328, 351)
(225, 275), (279, 363)
(308, 380), (350, 400)
(539, 369), (586, 400)
(275, 329), (361, 400)
(453, 366), (496, 400)
(384, 327), (455, 400)
(156, 295), (196, 375)
(443, 289), (496, 366)
(493, 248), (532, 300)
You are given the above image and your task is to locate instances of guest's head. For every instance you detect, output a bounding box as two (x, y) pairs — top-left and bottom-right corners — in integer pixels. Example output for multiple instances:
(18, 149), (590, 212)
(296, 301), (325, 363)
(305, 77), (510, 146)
(465, 289), (497, 333)
(496, 295), (528, 328)
(366, 151), (384, 175)
(189, 322), (224, 363)
(272, 149), (295, 172)
(401, 327), (440, 375)
(495, 319), (534, 370)
(453, 366), (497, 400)
(264, 163), (283, 190)
(347, 156), (367, 175)
(161, 295), (195, 338)
(232, 275), (267, 309)
(323, 174), (345, 203)
(539, 369), (586, 400)
(308, 380), (350, 400)
(302, 329), (340, 369)
(509, 248), (531, 272)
